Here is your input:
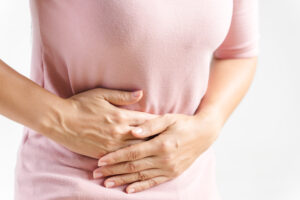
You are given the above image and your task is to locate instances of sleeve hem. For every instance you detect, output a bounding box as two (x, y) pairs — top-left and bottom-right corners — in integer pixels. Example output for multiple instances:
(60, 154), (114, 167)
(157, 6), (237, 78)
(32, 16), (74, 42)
(213, 47), (259, 59)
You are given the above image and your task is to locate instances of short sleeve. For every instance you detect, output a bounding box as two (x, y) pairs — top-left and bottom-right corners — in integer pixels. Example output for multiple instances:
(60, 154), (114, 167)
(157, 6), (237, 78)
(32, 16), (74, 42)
(213, 0), (260, 59)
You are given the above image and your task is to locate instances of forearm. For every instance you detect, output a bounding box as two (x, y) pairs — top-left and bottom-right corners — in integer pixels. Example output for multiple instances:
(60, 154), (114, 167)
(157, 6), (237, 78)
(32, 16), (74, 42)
(0, 59), (67, 135)
(194, 56), (258, 127)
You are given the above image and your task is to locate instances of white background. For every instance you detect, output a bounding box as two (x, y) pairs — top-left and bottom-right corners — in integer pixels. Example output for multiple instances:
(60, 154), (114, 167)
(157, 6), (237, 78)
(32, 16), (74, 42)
(0, 1), (299, 199)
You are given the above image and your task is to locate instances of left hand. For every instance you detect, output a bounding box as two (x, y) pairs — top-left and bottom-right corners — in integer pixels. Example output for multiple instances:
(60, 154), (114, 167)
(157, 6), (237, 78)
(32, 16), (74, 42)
(92, 112), (222, 194)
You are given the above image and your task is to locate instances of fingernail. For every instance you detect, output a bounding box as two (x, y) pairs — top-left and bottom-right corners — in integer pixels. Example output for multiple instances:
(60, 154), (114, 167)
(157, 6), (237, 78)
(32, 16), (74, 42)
(93, 171), (103, 179)
(98, 161), (107, 167)
(127, 188), (135, 193)
(132, 90), (141, 98)
(105, 181), (115, 188)
(133, 127), (143, 135)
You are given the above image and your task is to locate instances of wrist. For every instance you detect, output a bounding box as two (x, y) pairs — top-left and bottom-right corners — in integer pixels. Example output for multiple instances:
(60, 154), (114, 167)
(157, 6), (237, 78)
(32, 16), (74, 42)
(193, 105), (224, 141)
(194, 105), (224, 128)
(36, 95), (71, 139)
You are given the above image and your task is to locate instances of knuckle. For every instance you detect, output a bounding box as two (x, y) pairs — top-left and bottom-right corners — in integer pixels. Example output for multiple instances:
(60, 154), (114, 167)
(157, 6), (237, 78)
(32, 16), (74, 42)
(113, 111), (126, 123)
(137, 171), (148, 181)
(161, 138), (179, 153)
(127, 150), (139, 160)
(103, 140), (116, 150)
(165, 161), (176, 172)
(169, 164), (180, 177)
(110, 126), (122, 136)
(98, 168), (108, 177)
(103, 166), (115, 174)
(126, 162), (136, 172)
(148, 179), (158, 187)
(160, 141), (173, 154)
(115, 176), (126, 185)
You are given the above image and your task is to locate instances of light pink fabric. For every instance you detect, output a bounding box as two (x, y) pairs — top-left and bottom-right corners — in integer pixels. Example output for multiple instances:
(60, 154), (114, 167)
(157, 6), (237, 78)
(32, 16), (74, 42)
(15, 0), (259, 199)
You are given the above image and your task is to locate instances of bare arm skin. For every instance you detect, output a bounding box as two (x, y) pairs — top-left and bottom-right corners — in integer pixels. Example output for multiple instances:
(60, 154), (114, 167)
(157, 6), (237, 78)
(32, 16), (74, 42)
(0, 59), (158, 159)
(194, 56), (258, 127)
(0, 58), (65, 134)
(93, 56), (258, 193)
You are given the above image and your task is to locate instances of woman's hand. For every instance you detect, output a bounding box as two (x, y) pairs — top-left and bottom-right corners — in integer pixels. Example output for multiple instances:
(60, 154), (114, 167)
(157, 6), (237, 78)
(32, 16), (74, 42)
(92, 111), (222, 193)
(43, 88), (158, 159)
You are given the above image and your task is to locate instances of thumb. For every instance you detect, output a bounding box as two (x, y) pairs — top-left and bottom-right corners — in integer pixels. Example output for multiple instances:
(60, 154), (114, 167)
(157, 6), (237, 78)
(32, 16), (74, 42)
(101, 89), (143, 106)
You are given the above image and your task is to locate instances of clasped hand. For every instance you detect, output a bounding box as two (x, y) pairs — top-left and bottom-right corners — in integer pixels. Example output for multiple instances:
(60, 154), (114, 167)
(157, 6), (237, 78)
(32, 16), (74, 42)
(92, 111), (221, 194)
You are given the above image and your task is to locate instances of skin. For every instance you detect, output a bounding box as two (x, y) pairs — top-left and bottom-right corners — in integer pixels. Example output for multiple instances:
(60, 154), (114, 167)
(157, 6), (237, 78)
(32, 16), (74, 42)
(92, 56), (258, 193)
(0, 59), (159, 159)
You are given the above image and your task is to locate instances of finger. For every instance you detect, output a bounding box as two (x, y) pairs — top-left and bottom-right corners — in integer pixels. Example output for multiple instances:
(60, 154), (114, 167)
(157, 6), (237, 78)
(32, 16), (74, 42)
(97, 140), (159, 166)
(108, 125), (147, 141)
(103, 169), (164, 188)
(114, 125), (138, 140)
(124, 139), (147, 146)
(93, 156), (158, 178)
(131, 114), (176, 138)
(126, 176), (170, 193)
(120, 109), (159, 126)
(101, 89), (143, 106)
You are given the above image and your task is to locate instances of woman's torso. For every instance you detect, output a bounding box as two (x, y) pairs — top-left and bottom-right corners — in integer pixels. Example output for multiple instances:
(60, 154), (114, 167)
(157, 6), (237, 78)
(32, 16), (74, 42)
(14, 0), (233, 199)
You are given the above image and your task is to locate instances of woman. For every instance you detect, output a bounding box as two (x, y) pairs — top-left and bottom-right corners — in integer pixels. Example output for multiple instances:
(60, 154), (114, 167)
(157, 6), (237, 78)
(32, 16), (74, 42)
(0, 0), (259, 199)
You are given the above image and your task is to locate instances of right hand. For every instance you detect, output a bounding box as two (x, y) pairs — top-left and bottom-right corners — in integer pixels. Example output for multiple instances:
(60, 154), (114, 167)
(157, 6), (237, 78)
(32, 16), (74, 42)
(45, 88), (158, 159)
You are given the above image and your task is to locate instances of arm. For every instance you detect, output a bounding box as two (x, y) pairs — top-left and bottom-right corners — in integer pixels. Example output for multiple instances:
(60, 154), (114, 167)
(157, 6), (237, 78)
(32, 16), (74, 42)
(0, 58), (66, 134)
(194, 56), (258, 133)
(0, 58), (156, 158)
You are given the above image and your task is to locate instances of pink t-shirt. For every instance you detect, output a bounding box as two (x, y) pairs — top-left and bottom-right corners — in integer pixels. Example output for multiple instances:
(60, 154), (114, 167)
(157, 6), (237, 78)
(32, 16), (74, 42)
(15, 0), (259, 199)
